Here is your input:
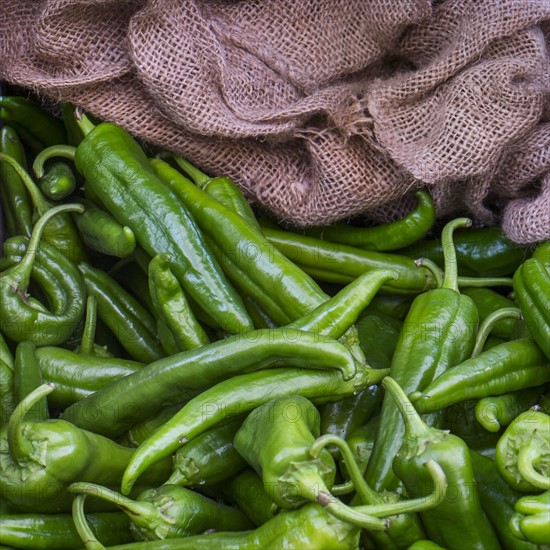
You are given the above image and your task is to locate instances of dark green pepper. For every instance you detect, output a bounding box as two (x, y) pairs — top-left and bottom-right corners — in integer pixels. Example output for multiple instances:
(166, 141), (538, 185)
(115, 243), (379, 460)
(37, 161), (76, 201)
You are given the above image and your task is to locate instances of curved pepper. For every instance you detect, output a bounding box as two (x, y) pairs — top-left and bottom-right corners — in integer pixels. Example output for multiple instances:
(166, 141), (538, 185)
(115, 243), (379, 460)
(0, 384), (172, 513)
(304, 190), (436, 251)
(366, 218), (479, 491)
(0, 203), (87, 346)
(73, 114), (252, 335)
(383, 377), (501, 549)
(120, 364), (382, 494)
(62, 327), (360, 438)
(509, 490), (550, 544)
(69, 482), (253, 541)
(513, 257), (550, 359)
(496, 410), (550, 492)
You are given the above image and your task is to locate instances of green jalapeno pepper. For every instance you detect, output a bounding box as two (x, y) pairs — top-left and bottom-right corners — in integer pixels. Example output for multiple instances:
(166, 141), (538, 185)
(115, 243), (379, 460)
(0, 203), (87, 346)
(0, 384), (172, 513)
(366, 218), (479, 492)
(0, 126), (32, 239)
(0, 511), (133, 549)
(69, 482), (253, 541)
(513, 257), (550, 359)
(167, 416), (246, 487)
(72, 113), (252, 335)
(470, 450), (540, 550)
(62, 327), (359, 439)
(304, 190), (436, 251)
(0, 96), (67, 153)
(510, 490), (550, 545)
(383, 377), (501, 549)
(120, 364), (384, 495)
(496, 409), (550, 492)
(410, 339), (550, 413)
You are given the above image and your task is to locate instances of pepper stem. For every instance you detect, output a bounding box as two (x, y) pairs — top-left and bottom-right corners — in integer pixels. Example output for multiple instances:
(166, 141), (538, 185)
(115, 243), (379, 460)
(441, 218), (472, 292)
(72, 493), (106, 550)
(74, 108), (96, 136)
(415, 258), (443, 289)
(1, 203), (85, 292)
(69, 482), (160, 529)
(78, 296), (98, 356)
(0, 153), (50, 215)
(172, 155), (211, 188)
(32, 144), (76, 179)
(471, 307), (522, 358)
(8, 383), (55, 462)
(382, 377), (433, 439)
(517, 433), (550, 490)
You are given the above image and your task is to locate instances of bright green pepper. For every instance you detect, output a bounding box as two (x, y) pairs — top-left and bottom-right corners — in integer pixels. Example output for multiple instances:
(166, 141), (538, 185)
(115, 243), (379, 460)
(510, 490), (550, 545)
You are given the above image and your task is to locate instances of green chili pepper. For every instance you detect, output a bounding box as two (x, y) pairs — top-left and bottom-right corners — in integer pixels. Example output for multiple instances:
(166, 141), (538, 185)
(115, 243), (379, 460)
(365, 294), (415, 320)
(60, 103), (86, 147)
(73, 295), (113, 358)
(475, 387), (543, 433)
(73, 199), (137, 259)
(0, 512), (132, 549)
(13, 341), (48, 422)
(406, 541), (446, 549)
(0, 126), (32, 238)
(261, 226), (435, 293)
(345, 417), (380, 477)
(0, 153), (87, 264)
(78, 262), (163, 363)
(204, 469), (278, 527)
(62, 327), (360, 438)
(0, 360), (15, 428)
(0, 203), (87, 346)
(383, 377), (501, 549)
(356, 312), (402, 370)
(37, 161), (76, 201)
(304, 190), (436, 251)
(173, 155), (262, 230)
(0, 96), (67, 153)
(469, 307), (523, 358)
(398, 226), (531, 277)
(72, 114), (252, 335)
(0, 333), (13, 370)
(470, 450), (540, 550)
(510, 490), (550, 544)
(496, 409), (550, 492)
(410, 339), (550, 413)
(73, 503), (363, 550)
(120, 364), (384, 495)
(167, 416), (246, 486)
(366, 218), (479, 492)
(36, 346), (144, 409)
(462, 287), (519, 339)
(242, 296), (277, 329)
(148, 253), (209, 352)
(69, 482), (253, 541)
(0, 384), (172, 513)
(513, 257), (550, 359)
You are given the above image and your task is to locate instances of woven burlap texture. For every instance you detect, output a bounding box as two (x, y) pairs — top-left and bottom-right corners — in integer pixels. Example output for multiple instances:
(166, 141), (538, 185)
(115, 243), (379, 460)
(1, 0), (549, 242)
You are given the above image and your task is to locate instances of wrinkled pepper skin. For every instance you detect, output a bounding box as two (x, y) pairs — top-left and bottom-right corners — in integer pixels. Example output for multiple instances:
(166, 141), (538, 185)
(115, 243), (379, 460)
(73, 119), (252, 335)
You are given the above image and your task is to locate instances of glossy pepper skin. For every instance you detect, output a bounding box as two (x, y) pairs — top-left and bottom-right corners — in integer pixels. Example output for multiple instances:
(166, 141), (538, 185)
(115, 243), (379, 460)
(383, 377), (501, 550)
(0, 384), (172, 513)
(510, 490), (550, 545)
(0, 359), (15, 428)
(398, 226), (531, 277)
(410, 339), (550, 414)
(366, 218), (479, 492)
(496, 410), (550, 493)
(470, 450), (539, 550)
(80, 503), (362, 550)
(0, 512), (133, 549)
(78, 262), (164, 363)
(37, 161), (76, 201)
(0, 126), (33, 238)
(73, 115), (252, 335)
(304, 190), (436, 251)
(62, 327), (359, 438)
(0, 204), (87, 346)
(513, 257), (550, 359)
(120, 364), (382, 495)
(69, 482), (253, 541)
(167, 417), (246, 487)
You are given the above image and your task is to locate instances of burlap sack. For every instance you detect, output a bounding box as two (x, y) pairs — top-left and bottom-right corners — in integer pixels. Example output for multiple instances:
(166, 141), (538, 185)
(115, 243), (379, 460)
(1, 0), (549, 242)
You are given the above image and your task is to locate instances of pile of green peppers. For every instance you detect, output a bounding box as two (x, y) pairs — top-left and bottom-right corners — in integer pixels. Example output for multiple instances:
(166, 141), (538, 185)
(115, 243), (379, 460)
(0, 95), (549, 550)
